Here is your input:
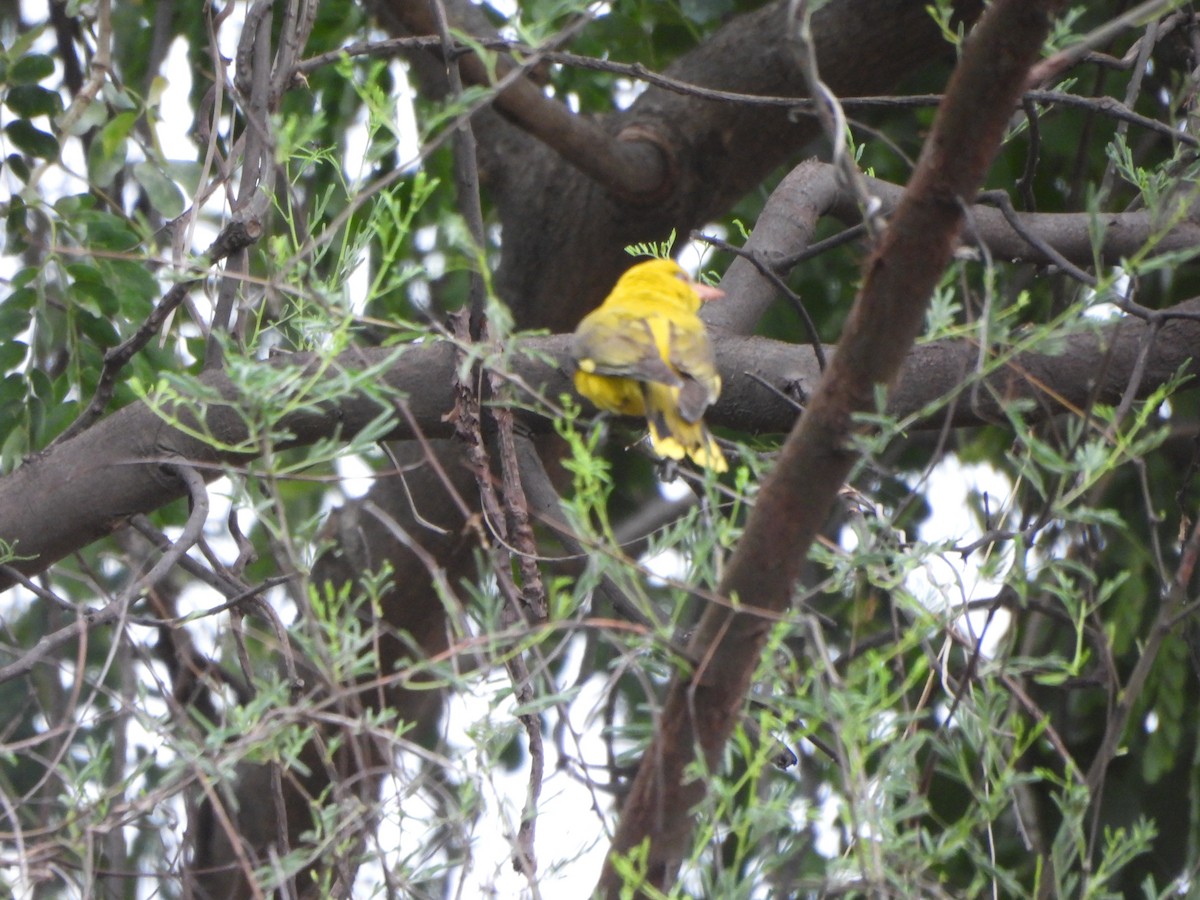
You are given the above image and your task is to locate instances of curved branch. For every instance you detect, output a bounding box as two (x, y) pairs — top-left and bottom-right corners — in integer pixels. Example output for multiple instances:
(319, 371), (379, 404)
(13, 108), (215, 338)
(845, 168), (1200, 265)
(0, 462), (208, 685)
(371, 0), (668, 199)
(707, 158), (1200, 341)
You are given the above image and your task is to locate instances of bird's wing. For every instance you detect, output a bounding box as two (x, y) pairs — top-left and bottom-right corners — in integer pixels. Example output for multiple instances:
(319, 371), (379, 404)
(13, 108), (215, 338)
(666, 322), (721, 421)
(572, 316), (683, 388)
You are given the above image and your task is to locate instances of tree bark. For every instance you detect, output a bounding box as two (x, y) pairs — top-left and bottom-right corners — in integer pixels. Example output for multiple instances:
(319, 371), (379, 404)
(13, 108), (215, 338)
(597, 1), (1069, 893)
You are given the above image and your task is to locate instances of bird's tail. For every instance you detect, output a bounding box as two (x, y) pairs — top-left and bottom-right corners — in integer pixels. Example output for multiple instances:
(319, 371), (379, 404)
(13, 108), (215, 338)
(644, 385), (728, 473)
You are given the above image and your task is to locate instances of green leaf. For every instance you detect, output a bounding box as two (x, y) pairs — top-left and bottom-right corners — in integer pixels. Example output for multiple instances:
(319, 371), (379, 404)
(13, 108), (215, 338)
(61, 99), (108, 135)
(101, 81), (138, 111)
(0, 401), (21, 454)
(0, 289), (34, 338)
(69, 276), (119, 317)
(5, 84), (62, 118)
(11, 267), (38, 291)
(4, 120), (59, 158)
(81, 212), (140, 252)
(0, 374), (25, 407)
(0, 341), (27, 372)
(29, 368), (55, 403)
(66, 262), (107, 286)
(98, 259), (160, 314)
(133, 160), (184, 218)
(3, 25), (45, 71)
(4, 152), (30, 183)
(4, 197), (29, 252)
(87, 111), (137, 187)
(53, 192), (96, 216)
(76, 310), (120, 347)
(8, 53), (55, 84)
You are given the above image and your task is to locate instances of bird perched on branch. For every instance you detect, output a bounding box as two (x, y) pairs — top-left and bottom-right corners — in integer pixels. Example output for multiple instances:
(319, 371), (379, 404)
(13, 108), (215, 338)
(571, 258), (728, 473)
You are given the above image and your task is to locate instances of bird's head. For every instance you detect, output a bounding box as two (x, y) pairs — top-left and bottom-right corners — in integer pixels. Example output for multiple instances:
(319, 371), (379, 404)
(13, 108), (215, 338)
(617, 258), (725, 312)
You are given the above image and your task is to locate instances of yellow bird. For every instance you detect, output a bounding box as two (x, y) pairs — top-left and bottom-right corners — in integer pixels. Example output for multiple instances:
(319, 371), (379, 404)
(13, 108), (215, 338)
(572, 259), (728, 472)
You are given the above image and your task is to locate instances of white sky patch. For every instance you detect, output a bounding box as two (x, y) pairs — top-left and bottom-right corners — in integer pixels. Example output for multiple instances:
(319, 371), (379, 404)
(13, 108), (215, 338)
(158, 38), (197, 162)
(642, 547), (687, 586)
(415, 224), (438, 252)
(336, 452), (377, 499)
(905, 457), (1015, 659)
(814, 785), (842, 858)
(343, 100), (373, 185)
(679, 225), (725, 277)
(613, 77), (646, 110)
(1083, 266), (1130, 321)
(393, 62), (422, 172)
(411, 640), (614, 897)
(17, 0), (43, 20)
(658, 475), (695, 503)
(216, 4), (249, 73)
(346, 249), (372, 316)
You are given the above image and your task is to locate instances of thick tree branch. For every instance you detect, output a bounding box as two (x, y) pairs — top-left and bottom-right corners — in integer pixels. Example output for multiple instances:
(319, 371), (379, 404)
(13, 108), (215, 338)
(704, 156), (1200, 344)
(2, 292), (1197, 591)
(836, 167), (1200, 269)
(596, 2), (1069, 894)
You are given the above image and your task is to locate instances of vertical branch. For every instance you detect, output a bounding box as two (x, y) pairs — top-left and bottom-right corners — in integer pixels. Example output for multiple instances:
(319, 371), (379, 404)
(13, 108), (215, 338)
(598, 1), (1068, 895)
(447, 311), (549, 878)
(206, 0), (277, 368)
(204, 0), (316, 368)
(429, 0), (548, 877)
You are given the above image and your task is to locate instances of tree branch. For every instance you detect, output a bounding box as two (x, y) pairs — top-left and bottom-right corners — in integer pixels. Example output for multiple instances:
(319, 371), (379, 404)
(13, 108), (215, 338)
(373, 0), (669, 200)
(705, 157), (1200, 344)
(3, 288), (1197, 592)
(596, 2), (1069, 894)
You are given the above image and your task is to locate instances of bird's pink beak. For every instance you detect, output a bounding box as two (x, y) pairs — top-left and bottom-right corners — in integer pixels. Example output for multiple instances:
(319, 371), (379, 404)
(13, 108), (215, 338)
(694, 283), (724, 302)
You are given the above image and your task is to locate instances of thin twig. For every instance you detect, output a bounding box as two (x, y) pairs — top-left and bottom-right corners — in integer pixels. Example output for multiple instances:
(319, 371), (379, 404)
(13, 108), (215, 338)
(975, 190), (1098, 286)
(693, 231), (827, 371)
(47, 219), (262, 448)
(1085, 513), (1200, 792)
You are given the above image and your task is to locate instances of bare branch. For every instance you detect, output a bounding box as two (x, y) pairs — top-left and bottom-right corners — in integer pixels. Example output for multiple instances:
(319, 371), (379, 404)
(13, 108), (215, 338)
(597, 2), (1070, 893)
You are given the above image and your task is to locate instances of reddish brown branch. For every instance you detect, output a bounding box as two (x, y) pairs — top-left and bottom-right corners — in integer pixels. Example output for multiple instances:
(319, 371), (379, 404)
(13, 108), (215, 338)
(596, 2), (1069, 894)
